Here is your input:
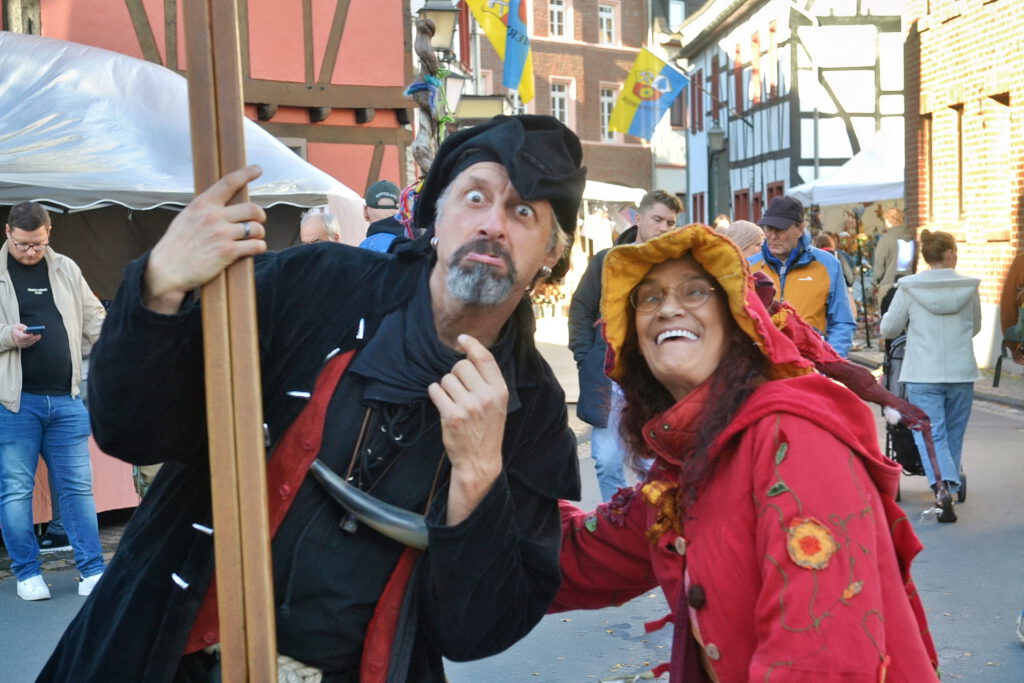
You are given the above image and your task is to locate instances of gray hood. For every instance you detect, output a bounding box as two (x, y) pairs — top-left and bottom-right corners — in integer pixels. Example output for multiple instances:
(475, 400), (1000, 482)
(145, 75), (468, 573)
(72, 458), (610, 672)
(896, 269), (980, 315)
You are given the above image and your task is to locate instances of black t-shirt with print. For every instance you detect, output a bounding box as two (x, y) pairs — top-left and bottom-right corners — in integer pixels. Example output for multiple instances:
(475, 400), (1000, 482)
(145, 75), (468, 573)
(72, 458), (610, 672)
(8, 253), (72, 394)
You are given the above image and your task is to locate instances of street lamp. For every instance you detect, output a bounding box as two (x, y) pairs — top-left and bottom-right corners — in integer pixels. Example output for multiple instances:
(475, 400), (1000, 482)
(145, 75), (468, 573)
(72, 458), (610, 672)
(418, 0), (459, 52)
(706, 122), (726, 220)
(707, 123), (726, 152)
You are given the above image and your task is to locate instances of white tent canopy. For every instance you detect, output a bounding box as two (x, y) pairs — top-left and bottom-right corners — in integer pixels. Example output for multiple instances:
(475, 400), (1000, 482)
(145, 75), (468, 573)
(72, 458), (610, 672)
(0, 32), (360, 211)
(789, 127), (904, 206)
(583, 180), (646, 204)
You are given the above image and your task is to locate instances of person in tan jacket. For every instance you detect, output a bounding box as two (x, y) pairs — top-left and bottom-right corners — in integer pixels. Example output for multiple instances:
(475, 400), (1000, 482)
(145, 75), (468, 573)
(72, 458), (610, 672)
(872, 207), (917, 304)
(1000, 251), (1024, 365)
(0, 201), (106, 601)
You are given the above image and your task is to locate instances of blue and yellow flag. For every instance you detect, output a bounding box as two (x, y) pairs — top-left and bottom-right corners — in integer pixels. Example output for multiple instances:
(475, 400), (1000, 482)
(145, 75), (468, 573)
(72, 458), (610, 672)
(610, 49), (688, 140)
(466, 0), (535, 103)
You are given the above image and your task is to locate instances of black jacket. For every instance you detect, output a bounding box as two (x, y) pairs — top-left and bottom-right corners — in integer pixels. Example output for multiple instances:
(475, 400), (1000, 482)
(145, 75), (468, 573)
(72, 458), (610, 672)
(39, 242), (580, 682)
(567, 225), (637, 427)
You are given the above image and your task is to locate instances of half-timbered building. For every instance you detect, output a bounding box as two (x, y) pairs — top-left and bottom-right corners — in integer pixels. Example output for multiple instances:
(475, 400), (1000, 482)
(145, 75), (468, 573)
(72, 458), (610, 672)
(677, 0), (906, 225)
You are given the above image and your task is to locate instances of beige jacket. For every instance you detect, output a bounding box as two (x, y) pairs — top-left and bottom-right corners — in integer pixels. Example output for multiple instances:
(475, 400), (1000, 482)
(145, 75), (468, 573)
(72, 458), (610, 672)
(0, 242), (105, 412)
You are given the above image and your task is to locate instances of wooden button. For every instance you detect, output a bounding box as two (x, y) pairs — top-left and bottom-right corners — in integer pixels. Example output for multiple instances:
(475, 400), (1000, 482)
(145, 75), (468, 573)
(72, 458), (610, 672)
(687, 584), (706, 608)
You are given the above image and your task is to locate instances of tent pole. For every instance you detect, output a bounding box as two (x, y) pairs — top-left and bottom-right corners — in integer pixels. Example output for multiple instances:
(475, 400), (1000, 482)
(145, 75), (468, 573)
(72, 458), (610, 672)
(183, 0), (277, 680)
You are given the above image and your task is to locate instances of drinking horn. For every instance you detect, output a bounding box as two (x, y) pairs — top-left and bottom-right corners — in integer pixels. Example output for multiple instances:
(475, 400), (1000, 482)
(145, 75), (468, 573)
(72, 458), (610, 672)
(309, 460), (429, 549)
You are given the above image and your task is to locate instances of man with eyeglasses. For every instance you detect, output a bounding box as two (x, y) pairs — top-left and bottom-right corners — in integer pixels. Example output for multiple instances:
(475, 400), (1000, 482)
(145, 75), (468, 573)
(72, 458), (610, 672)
(0, 201), (107, 601)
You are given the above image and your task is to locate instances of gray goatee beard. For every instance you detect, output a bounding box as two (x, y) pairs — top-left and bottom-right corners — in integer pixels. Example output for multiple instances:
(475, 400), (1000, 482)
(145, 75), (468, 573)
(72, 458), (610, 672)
(446, 238), (518, 305)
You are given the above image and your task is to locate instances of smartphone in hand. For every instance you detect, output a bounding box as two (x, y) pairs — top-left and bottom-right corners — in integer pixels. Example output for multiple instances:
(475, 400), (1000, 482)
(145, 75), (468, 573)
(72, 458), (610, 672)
(24, 325), (45, 334)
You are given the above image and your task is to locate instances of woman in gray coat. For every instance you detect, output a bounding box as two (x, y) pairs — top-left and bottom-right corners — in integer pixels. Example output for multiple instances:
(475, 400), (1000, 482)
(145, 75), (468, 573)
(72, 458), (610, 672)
(880, 230), (980, 523)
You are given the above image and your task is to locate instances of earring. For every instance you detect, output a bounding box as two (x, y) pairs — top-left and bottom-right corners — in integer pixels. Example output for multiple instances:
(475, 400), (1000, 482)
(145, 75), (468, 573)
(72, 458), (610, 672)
(429, 236), (438, 249)
(539, 265), (552, 279)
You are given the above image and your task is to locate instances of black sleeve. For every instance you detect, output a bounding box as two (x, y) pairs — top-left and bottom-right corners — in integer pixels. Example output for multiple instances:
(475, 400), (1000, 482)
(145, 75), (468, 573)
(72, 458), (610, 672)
(87, 255), (209, 466)
(88, 245), (387, 466)
(567, 251), (606, 364)
(417, 379), (578, 661)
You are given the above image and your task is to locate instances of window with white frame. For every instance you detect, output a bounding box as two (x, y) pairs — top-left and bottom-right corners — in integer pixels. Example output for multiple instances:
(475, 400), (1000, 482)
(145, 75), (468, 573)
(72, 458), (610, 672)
(669, 0), (685, 29)
(550, 0), (566, 38)
(551, 81), (568, 125)
(600, 86), (618, 142)
(598, 4), (616, 45)
(509, 90), (527, 116)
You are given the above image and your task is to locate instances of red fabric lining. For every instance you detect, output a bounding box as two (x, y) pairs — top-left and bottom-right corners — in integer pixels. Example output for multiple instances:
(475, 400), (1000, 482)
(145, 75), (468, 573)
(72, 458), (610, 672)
(184, 351), (355, 655)
(359, 547), (422, 682)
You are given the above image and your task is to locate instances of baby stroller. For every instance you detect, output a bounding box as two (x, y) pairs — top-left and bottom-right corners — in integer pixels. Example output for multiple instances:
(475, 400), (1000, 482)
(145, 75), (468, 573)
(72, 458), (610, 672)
(881, 332), (967, 503)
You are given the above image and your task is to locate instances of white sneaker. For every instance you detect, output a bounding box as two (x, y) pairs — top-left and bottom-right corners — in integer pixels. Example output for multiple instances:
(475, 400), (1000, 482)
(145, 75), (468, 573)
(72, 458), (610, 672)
(17, 575), (51, 601)
(79, 572), (103, 596)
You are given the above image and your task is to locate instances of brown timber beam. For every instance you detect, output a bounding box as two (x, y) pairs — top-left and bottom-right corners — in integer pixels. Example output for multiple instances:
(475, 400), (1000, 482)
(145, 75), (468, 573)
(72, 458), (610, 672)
(244, 78), (410, 110)
(258, 121), (413, 146)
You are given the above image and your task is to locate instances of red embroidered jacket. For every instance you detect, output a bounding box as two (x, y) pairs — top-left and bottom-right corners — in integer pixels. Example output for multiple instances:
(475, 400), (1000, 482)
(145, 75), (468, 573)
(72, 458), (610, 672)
(553, 374), (939, 682)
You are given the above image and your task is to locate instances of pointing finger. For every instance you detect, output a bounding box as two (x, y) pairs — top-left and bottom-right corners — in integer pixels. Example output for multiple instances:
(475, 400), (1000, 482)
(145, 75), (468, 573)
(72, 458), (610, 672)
(456, 334), (504, 386)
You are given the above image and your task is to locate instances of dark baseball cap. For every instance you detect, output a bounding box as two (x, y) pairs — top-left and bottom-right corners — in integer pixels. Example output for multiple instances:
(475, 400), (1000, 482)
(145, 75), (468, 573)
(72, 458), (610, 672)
(757, 196), (804, 230)
(365, 180), (400, 209)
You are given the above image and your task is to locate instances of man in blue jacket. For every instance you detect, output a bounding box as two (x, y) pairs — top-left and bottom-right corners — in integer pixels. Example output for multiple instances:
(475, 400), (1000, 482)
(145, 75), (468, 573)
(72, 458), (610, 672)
(749, 196), (856, 357)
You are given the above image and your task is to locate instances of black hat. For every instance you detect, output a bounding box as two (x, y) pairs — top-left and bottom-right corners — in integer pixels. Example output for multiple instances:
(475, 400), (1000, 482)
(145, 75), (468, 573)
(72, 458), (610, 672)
(365, 180), (400, 209)
(414, 115), (586, 238)
(757, 196), (804, 231)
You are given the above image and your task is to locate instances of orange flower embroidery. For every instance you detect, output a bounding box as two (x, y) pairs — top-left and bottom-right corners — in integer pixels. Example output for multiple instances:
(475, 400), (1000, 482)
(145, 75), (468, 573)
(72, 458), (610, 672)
(843, 580), (864, 601)
(641, 480), (683, 543)
(786, 517), (837, 570)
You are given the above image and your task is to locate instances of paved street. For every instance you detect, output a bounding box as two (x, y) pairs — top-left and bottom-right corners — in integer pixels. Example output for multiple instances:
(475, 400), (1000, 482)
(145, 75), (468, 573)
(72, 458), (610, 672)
(1, 335), (1022, 680)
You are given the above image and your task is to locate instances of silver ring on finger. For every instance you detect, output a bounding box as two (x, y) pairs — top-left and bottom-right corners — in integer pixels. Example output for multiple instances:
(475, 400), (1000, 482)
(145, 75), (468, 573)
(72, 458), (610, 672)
(242, 221), (252, 240)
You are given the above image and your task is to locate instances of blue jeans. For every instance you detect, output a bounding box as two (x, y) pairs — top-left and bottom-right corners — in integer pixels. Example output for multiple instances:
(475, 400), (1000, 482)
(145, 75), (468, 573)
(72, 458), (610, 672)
(591, 385), (627, 501)
(0, 393), (105, 581)
(906, 382), (973, 493)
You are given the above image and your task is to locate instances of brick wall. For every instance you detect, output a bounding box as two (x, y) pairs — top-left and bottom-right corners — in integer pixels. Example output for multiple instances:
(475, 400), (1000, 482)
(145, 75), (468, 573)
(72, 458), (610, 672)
(906, 0), (1024, 310)
(477, 0), (653, 188)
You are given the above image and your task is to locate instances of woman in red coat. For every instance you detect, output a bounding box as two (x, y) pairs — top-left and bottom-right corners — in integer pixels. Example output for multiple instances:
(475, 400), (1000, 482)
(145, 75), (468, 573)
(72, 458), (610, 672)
(552, 226), (939, 681)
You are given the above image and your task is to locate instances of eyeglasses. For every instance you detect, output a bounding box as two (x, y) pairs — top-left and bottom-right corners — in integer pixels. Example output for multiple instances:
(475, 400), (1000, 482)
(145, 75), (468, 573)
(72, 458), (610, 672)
(9, 239), (49, 252)
(629, 280), (716, 314)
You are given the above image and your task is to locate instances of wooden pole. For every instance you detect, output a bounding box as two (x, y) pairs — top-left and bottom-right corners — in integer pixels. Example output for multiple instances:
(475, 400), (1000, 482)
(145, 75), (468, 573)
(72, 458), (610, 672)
(183, 1), (277, 680)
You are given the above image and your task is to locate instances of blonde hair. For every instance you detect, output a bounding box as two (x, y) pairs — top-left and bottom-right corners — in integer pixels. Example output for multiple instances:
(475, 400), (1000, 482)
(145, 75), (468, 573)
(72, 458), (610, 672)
(884, 207), (904, 226)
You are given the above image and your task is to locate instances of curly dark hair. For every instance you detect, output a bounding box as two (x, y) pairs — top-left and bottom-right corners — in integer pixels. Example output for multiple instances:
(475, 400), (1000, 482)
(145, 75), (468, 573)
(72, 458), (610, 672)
(617, 283), (768, 510)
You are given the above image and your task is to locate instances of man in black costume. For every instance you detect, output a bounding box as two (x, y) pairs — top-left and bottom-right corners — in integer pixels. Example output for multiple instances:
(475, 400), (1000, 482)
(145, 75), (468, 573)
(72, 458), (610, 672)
(39, 115), (585, 682)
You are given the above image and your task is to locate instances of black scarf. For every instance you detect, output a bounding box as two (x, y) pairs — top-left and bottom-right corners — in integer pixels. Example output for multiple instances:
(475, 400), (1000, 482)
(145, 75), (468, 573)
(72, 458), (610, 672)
(348, 270), (521, 412)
